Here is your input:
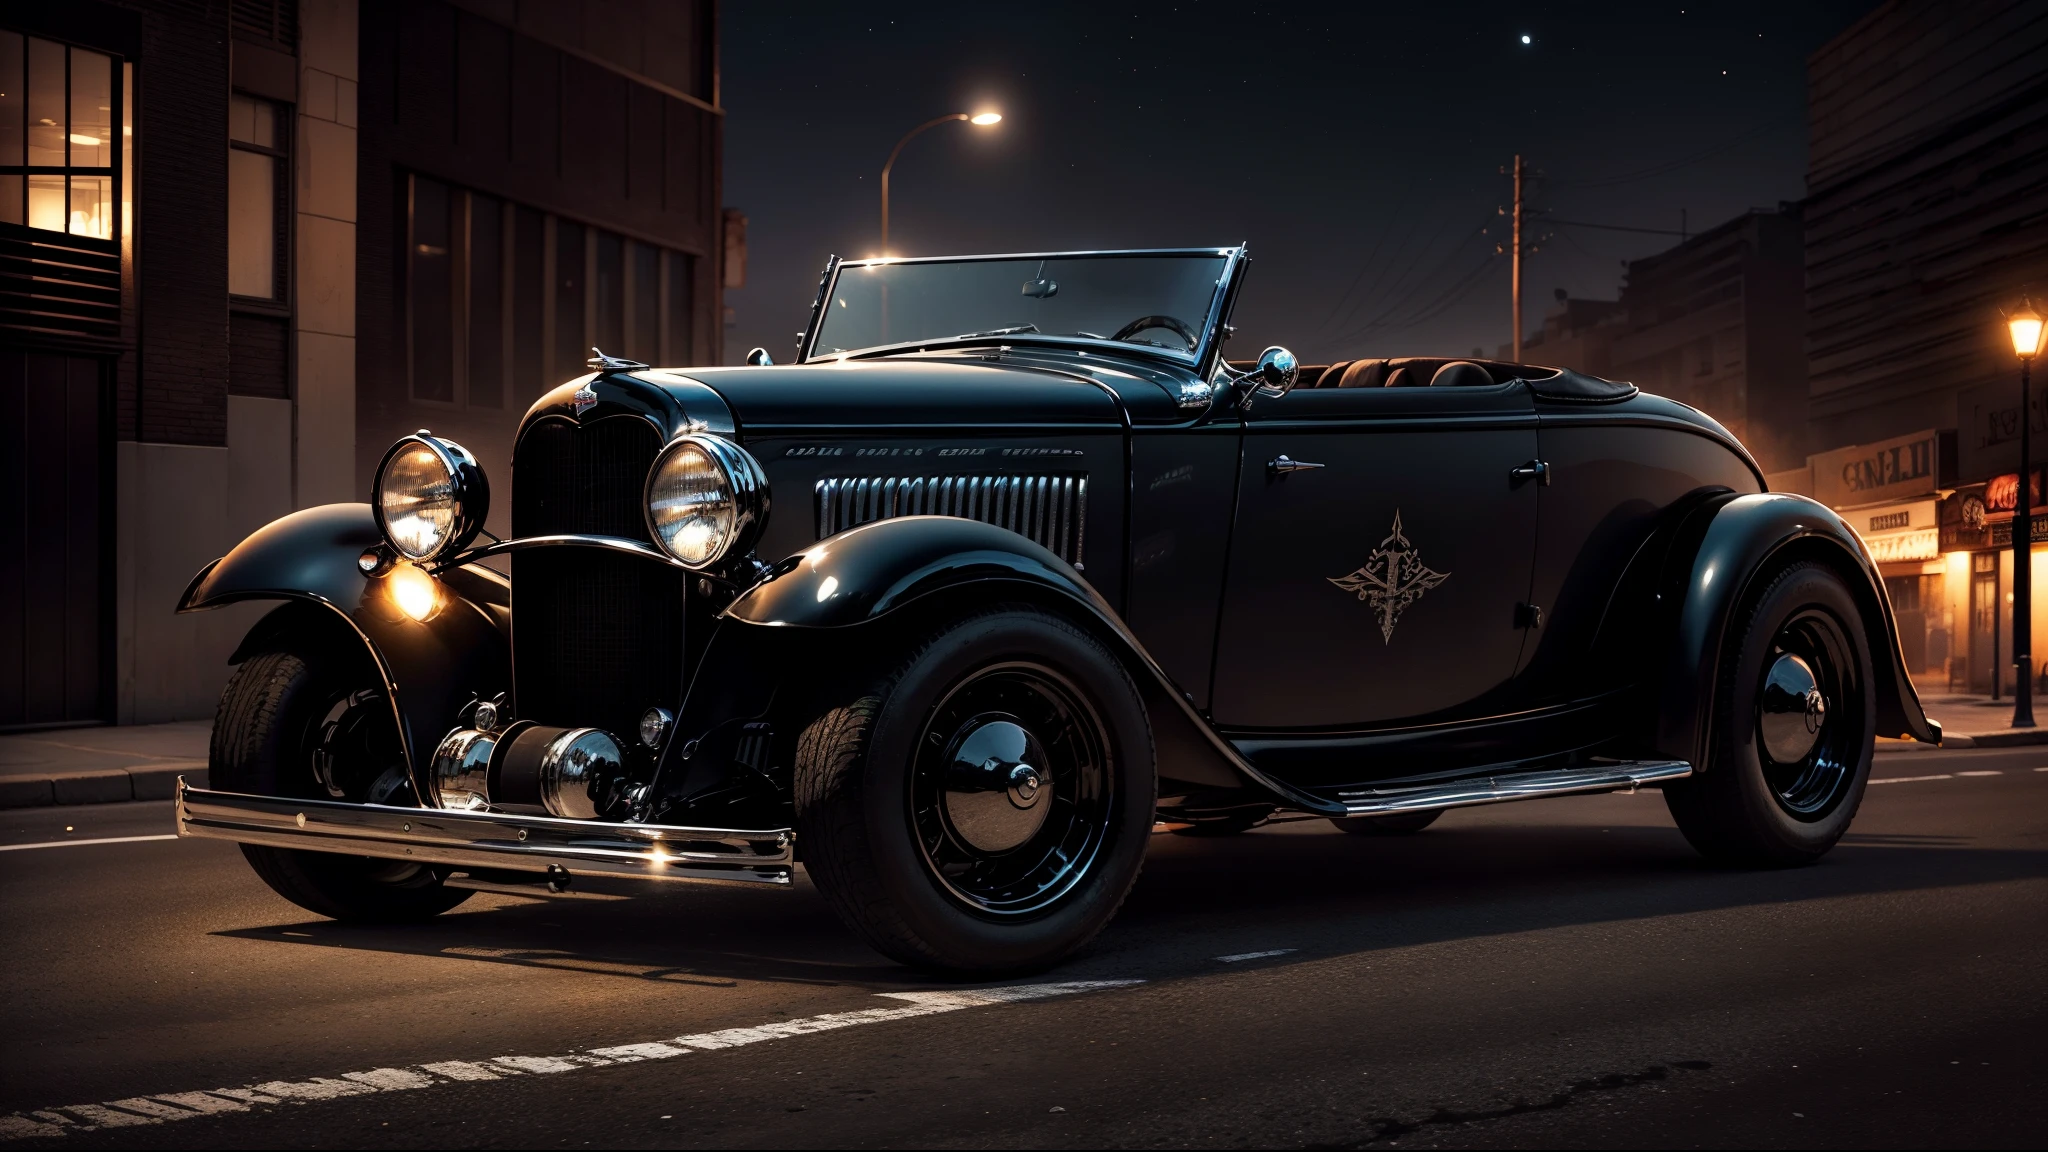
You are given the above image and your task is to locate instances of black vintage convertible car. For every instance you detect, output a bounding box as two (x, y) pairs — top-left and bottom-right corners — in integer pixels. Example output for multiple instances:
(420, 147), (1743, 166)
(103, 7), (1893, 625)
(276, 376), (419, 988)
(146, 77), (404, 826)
(177, 246), (1939, 973)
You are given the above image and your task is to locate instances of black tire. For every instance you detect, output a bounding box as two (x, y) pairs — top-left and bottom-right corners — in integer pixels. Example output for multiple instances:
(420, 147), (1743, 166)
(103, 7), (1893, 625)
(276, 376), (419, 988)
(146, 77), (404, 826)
(211, 638), (471, 922)
(1663, 561), (1876, 867)
(793, 604), (1155, 975)
(1169, 808), (1273, 837)
(1329, 809), (1442, 836)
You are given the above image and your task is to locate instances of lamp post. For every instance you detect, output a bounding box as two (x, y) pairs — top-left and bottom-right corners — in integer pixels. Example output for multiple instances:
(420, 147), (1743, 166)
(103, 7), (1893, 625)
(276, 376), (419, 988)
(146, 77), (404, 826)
(2008, 296), (2044, 727)
(880, 111), (1001, 255)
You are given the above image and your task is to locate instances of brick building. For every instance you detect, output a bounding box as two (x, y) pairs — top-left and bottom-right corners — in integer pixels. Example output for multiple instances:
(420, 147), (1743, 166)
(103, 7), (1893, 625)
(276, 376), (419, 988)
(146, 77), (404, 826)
(1, 0), (727, 730)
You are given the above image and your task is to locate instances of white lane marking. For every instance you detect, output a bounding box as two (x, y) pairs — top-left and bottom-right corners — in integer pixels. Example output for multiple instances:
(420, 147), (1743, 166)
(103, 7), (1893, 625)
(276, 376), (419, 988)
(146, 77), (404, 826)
(1216, 949), (1296, 963)
(1869, 774), (1953, 785)
(1956, 770), (2003, 777)
(0, 980), (1141, 1141)
(0, 834), (179, 853)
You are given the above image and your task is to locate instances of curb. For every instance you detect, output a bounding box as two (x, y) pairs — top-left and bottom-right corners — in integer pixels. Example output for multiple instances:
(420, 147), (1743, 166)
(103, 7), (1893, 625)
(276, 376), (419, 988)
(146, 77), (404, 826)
(0, 763), (207, 809)
(1956, 727), (2048, 748)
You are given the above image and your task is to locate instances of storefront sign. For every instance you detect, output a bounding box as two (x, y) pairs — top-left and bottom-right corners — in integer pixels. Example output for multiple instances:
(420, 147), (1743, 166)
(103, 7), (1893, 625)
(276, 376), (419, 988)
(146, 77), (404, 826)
(1866, 529), (1940, 564)
(1810, 430), (1940, 509)
(1942, 477), (2048, 552)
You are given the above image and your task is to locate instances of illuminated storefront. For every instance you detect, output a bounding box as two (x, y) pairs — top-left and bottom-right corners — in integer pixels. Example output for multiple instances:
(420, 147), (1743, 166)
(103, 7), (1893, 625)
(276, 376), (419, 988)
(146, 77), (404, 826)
(1809, 431), (1955, 687)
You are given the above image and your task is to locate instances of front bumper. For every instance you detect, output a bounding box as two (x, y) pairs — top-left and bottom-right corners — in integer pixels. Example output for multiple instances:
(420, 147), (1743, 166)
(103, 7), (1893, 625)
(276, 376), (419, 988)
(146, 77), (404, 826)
(176, 779), (793, 886)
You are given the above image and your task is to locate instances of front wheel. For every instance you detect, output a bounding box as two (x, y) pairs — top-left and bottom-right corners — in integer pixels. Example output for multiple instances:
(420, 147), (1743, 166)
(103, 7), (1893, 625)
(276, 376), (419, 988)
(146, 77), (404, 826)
(794, 604), (1155, 975)
(210, 630), (472, 922)
(1663, 561), (1876, 866)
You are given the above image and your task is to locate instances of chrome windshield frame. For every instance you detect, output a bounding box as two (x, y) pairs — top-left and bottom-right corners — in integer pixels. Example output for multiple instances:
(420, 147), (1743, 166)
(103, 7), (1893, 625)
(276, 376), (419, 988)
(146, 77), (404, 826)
(797, 246), (1250, 372)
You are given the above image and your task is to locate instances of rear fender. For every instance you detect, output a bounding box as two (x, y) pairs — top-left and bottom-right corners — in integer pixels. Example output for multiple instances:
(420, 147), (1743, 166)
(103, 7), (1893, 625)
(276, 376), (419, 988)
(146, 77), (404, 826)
(725, 516), (1334, 810)
(1653, 492), (1938, 768)
(177, 504), (510, 804)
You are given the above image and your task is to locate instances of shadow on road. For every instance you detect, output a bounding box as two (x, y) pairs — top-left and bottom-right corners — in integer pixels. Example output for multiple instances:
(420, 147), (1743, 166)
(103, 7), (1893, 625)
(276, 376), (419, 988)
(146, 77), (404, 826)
(209, 800), (2048, 987)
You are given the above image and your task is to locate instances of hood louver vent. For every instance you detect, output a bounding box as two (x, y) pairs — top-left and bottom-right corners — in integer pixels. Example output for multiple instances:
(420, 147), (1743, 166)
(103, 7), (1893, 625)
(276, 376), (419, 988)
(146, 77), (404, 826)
(815, 474), (1087, 567)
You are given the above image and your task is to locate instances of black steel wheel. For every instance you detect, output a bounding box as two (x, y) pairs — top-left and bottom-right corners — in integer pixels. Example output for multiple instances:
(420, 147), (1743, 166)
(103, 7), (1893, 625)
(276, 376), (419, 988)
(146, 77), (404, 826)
(795, 604), (1154, 975)
(910, 663), (1114, 915)
(1665, 561), (1876, 866)
(211, 627), (471, 922)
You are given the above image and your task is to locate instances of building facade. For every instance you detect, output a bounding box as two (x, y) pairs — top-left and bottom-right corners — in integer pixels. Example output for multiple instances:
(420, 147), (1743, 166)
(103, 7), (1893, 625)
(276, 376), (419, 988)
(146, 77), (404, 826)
(1788, 0), (2047, 696)
(1607, 207), (1810, 475)
(0, 0), (726, 731)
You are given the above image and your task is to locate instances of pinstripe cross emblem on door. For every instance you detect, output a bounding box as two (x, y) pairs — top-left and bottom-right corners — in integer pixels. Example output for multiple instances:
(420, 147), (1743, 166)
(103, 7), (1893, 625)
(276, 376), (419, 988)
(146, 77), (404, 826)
(1328, 510), (1450, 643)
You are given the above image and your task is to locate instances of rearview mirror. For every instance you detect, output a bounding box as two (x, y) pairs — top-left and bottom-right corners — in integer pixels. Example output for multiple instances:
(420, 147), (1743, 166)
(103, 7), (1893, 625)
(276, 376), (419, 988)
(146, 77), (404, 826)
(1253, 346), (1299, 396)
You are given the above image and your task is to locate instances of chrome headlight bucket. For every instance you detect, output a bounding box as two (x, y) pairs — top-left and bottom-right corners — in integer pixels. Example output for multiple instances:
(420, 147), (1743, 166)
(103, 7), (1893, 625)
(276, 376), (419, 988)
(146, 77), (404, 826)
(373, 432), (490, 562)
(643, 434), (769, 569)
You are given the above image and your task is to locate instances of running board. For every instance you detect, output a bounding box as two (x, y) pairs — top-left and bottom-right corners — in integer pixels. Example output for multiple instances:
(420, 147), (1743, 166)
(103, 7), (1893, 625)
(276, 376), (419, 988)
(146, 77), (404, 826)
(1334, 760), (1692, 817)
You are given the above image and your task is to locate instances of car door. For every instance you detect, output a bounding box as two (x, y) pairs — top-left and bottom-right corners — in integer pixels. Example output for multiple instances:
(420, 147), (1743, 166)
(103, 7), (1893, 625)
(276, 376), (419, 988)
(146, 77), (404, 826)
(1210, 381), (1540, 728)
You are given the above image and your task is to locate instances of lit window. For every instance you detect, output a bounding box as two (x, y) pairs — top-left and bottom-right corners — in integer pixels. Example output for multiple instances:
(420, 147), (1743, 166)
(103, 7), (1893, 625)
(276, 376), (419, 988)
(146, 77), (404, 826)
(0, 33), (121, 239)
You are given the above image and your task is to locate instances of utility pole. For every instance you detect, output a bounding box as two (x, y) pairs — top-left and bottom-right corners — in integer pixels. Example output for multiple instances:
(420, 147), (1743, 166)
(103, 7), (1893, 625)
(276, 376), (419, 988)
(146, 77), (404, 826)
(1511, 154), (1524, 362)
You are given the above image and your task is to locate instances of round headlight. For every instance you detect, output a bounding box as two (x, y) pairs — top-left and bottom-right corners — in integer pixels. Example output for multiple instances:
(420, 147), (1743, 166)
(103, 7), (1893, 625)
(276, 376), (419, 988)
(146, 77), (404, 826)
(644, 434), (768, 569)
(373, 432), (489, 562)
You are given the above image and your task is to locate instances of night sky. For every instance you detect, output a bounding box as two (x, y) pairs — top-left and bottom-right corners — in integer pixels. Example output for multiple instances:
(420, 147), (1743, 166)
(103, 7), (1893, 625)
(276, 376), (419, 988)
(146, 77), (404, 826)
(721, 1), (1876, 367)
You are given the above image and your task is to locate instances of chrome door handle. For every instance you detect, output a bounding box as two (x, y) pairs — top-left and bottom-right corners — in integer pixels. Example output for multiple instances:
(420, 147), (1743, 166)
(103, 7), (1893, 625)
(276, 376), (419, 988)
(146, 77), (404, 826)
(1510, 459), (1551, 486)
(1268, 455), (1326, 475)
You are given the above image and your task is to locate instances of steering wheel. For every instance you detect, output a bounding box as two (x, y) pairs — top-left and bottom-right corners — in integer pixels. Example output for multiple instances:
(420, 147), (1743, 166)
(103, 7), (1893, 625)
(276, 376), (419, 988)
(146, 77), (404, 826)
(1108, 314), (1197, 352)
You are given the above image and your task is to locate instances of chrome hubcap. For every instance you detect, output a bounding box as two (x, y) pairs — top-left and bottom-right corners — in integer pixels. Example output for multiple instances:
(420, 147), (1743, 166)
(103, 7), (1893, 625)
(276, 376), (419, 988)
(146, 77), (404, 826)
(942, 718), (1051, 853)
(1758, 652), (1828, 764)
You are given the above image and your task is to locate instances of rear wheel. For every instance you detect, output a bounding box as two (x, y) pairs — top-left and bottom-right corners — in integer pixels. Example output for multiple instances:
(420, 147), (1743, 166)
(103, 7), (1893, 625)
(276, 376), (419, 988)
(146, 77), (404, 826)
(1330, 809), (1442, 836)
(210, 632), (471, 922)
(1663, 562), (1876, 866)
(794, 605), (1154, 975)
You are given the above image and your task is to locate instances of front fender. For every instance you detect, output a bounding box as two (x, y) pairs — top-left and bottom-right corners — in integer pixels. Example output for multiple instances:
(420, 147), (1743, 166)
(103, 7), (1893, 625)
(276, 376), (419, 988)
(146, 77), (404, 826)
(727, 516), (1322, 807)
(1656, 492), (1938, 768)
(178, 504), (510, 804)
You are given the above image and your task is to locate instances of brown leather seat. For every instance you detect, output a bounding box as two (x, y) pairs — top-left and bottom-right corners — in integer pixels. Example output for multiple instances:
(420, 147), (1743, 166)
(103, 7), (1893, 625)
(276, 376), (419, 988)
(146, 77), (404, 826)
(1383, 364), (1418, 387)
(1334, 359), (1387, 388)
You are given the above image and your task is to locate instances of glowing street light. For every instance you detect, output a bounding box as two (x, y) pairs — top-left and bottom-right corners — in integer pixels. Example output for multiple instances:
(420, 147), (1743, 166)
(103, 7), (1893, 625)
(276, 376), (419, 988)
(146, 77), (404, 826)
(2011, 297), (2045, 360)
(880, 111), (1002, 255)
(2007, 295), (2043, 728)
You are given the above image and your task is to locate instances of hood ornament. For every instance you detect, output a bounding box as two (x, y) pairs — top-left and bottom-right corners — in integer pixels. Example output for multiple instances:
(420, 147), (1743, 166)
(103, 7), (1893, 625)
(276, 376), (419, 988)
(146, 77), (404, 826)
(1328, 510), (1450, 643)
(573, 348), (644, 416)
(585, 347), (648, 372)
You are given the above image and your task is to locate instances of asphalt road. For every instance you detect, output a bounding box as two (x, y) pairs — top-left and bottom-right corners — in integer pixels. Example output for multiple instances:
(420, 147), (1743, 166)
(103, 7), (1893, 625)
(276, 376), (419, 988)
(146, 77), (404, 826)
(3, 745), (2044, 1149)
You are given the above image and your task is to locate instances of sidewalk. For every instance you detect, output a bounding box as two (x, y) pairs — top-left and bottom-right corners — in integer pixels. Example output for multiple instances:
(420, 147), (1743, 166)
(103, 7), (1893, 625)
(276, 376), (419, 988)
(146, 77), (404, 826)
(0, 722), (210, 808)
(1907, 691), (2048, 750)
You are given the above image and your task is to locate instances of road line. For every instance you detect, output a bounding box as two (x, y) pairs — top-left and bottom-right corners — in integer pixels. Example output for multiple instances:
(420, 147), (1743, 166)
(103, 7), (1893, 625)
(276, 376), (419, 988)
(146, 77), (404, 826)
(0, 835), (179, 853)
(1955, 770), (2003, 777)
(1216, 949), (1297, 963)
(1869, 774), (1953, 785)
(0, 980), (1142, 1141)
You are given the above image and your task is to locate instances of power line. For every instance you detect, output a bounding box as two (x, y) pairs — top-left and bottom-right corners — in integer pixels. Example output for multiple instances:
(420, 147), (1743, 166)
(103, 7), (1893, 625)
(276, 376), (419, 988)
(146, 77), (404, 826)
(1546, 217), (1688, 237)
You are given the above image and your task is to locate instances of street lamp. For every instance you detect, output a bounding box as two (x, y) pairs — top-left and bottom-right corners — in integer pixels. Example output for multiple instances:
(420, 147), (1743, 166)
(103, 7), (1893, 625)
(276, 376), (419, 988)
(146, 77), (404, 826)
(880, 111), (1002, 255)
(2008, 296), (2044, 727)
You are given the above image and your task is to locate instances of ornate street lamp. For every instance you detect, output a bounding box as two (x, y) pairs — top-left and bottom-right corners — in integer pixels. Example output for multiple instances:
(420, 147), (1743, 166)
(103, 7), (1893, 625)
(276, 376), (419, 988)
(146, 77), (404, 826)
(880, 112), (1001, 256)
(2008, 296), (2043, 727)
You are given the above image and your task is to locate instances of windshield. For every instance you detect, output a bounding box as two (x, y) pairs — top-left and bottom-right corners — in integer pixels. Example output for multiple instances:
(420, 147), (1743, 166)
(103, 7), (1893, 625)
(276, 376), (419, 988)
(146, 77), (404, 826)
(807, 252), (1232, 363)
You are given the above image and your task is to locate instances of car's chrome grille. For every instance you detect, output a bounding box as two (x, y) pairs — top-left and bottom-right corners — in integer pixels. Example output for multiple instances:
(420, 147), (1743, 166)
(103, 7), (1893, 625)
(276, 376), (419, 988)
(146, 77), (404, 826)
(814, 474), (1088, 564)
(510, 415), (686, 738)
